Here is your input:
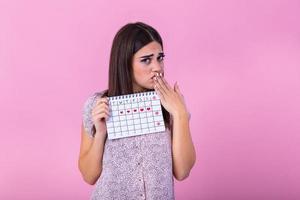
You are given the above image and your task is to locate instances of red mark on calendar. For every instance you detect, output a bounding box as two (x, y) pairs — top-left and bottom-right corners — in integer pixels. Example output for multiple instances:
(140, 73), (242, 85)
(106, 91), (166, 140)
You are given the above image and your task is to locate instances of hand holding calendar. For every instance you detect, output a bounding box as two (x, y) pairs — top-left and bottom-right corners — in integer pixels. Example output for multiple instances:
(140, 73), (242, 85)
(91, 97), (110, 138)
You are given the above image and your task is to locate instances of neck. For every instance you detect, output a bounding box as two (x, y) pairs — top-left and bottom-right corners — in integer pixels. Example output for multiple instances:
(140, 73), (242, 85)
(132, 83), (147, 93)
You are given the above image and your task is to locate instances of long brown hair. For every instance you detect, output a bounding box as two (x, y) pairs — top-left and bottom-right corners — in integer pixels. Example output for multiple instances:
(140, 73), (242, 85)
(93, 22), (171, 136)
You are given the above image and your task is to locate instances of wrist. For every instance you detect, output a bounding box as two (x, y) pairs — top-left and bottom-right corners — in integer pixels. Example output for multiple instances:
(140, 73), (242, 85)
(94, 131), (107, 140)
(172, 109), (189, 120)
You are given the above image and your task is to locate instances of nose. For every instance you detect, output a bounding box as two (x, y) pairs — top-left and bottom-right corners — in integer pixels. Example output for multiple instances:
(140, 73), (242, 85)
(151, 60), (164, 75)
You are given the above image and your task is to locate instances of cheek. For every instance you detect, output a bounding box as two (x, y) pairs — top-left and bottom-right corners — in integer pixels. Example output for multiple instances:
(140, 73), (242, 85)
(134, 65), (149, 79)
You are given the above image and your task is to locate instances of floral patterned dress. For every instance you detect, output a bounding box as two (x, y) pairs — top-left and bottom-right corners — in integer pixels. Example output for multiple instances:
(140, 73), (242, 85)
(82, 92), (174, 200)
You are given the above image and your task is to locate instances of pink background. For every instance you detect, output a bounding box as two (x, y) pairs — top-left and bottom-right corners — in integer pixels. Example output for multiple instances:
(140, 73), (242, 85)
(1, 0), (299, 199)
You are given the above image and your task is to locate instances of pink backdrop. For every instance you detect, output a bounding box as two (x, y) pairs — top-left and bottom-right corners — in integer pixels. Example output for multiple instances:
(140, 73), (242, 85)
(1, 0), (299, 199)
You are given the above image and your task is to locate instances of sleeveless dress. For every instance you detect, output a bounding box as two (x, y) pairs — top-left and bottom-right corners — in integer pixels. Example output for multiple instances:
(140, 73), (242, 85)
(82, 91), (174, 200)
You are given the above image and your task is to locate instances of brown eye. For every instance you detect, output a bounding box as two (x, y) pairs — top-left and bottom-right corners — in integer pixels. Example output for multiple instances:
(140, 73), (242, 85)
(141, 58), (151, 64)
(157, 55), (165, 62)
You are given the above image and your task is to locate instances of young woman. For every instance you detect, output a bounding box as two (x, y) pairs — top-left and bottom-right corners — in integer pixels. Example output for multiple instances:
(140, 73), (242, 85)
(78, 22), (196, 200)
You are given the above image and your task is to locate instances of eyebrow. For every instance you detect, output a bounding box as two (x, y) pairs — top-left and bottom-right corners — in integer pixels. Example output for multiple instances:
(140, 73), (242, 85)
(139, 52), (164, 59)
(139, 54), (154, 59)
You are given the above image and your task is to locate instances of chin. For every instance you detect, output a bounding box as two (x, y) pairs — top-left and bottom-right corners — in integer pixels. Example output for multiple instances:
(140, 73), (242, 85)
(147, 84), (155, 90)
(134, 82), (155, 92)
(142, 85), (154, 92)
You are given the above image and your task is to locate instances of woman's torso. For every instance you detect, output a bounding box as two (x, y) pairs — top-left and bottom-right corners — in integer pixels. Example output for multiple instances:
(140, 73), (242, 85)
(89, 92), (174, 200)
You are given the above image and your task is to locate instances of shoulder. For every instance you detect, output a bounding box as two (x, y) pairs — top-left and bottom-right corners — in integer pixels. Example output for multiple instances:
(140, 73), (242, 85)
(83, 90), (107, 107)
(82, 90), (108, 117)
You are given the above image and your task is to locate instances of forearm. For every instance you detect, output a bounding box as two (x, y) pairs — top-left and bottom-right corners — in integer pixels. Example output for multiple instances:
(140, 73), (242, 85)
(172, 112), (196, 180)
(79, 133), (106, 184)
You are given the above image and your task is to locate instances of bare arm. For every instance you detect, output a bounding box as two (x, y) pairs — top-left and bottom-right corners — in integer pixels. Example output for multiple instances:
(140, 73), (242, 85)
(78, 123), (106, 185)
(172, 112), (196, 181)
(78, 95), (109, 185)
(153, 72), (196, 181)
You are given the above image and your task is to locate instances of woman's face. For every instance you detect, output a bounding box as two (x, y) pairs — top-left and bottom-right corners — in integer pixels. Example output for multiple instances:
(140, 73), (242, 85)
(132, 41), (165, 92)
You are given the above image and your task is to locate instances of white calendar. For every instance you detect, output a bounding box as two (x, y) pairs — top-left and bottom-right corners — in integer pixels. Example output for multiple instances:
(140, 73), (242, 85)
(106, 91), (165, 140)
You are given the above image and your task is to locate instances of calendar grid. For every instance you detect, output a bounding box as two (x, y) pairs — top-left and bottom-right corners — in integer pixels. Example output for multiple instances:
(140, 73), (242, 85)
(106, 91), (165, 139)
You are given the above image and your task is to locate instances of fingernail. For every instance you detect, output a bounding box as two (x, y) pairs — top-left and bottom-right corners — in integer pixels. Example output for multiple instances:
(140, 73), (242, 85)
(159, 73), (162, 76)
(156, 73), (159, 76)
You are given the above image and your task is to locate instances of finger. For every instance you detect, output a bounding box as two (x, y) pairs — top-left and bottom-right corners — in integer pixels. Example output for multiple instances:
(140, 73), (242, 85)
(157, 75), (173, 96)
(93, 108), (110, 118)
(154, 80), (167, 97)
(174, 82), (180, 93)
(155, 74), (168, 92)
(96, 97), (109, 105)
(96, 97), (109, 104)
(154, 84), (165, 101)
(93, 103), (109, 112)
(159, 75), (172, 90)
(93, 112), (110, 121)
(96, 102), (110, 109)
(154, 75), (167, 96)
(93, 106), (110, 116)
(92, 103), (109, 114)
(95, 102), (108, 109)
(175, 82), (184, 97)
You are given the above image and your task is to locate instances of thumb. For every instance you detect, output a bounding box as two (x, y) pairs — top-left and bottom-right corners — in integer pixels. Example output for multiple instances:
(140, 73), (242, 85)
(174, 82), (180, 93)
